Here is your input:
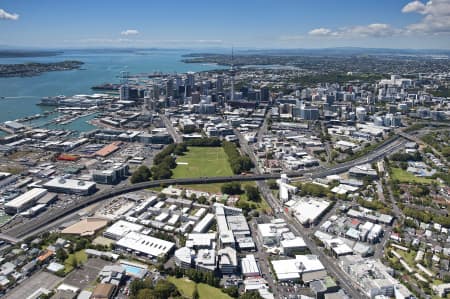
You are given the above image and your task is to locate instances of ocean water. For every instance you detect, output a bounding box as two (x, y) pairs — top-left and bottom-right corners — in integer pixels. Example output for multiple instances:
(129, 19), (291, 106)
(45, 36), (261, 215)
(0, 49), (222, 126)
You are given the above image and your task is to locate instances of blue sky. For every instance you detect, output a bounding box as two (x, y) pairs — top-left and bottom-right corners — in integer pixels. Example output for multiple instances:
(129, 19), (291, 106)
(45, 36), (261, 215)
(1, 0), (450, 49)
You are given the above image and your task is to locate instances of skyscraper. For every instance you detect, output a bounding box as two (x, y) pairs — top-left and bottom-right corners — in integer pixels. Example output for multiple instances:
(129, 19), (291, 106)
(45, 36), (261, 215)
(166, 79), (174, 98)
(230, 48), (235, 102)
(119, 85), (129, 101)
(187, 72), (195, 89)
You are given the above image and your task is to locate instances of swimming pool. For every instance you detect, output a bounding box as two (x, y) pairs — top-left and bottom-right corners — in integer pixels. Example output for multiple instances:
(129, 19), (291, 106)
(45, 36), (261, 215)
(121, 263), (147, 279)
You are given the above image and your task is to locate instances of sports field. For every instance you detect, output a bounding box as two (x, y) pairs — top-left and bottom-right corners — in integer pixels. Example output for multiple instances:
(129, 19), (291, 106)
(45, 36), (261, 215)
(172, 147), (233, 178)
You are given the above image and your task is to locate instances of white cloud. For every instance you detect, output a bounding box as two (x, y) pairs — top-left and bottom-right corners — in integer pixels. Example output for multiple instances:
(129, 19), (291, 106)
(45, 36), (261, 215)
(402, 1), (427, 13)
(307, 23), (400, 38)
(0, 8), (19, 20)
(402, 0), (450, 34)
(285, 0), (450, 42)
(308, 28), (332, 36)
(120, 29), (139, 36)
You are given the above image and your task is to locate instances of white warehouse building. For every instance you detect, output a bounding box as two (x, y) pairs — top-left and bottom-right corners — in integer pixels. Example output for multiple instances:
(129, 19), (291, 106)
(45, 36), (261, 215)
(5, 188), (48, 215)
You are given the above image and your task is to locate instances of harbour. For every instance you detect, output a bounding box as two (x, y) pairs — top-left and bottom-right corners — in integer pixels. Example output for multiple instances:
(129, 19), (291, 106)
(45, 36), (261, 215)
(0, 49), (223, 134)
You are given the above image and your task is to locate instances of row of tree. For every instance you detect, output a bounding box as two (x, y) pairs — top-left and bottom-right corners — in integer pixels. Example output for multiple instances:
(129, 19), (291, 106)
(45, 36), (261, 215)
(130, 143), (188, 184)
(184, 137), (221, 147)
(222, 141), (254, 174)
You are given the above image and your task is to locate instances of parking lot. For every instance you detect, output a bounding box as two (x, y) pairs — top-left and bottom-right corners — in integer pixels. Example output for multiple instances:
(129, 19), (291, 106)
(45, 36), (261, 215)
(5, 271), (63, 299)
(63, 257), (113, 289)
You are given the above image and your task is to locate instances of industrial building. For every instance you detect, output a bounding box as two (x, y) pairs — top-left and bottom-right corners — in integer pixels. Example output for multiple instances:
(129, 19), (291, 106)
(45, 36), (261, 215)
(43, 177), (96, 195)
(103, 220), (144, 240)
(271, 255), (327, 282)
(192, 213), (215, 233)
(286, 197), (331, 226)
(115, 232), (175, 258)
(5, 188), (48, 215)
(241, 254), (260, 277)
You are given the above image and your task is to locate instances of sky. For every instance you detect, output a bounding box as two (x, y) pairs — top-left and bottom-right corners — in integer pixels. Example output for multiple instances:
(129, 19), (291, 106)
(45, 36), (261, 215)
(1, 0), (450, 49)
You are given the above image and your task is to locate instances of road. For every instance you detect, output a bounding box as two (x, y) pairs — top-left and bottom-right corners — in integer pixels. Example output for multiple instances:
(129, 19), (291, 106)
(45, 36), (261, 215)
(235, 119), (409, 298)
(160, 113), (183, 143)
(2, 130), (406, 243)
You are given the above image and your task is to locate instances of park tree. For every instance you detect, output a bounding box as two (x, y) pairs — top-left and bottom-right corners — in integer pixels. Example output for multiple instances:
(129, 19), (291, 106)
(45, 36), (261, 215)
(131, 165), (152, 184)
(244, 185), (260, 202)
(221, 182), (242, 195)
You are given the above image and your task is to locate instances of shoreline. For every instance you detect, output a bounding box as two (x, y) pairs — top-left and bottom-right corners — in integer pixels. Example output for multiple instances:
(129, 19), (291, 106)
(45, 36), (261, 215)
(0, 60), (84, 78)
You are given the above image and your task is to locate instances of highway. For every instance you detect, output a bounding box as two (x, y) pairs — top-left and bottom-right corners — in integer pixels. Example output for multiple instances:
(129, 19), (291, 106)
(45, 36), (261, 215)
(3, 174), (279, 239)
(2, 133), (406, 244)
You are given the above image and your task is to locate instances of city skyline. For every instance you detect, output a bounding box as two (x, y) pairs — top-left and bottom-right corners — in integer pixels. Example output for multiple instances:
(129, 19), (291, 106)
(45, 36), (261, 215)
(1, 0), (450, 49)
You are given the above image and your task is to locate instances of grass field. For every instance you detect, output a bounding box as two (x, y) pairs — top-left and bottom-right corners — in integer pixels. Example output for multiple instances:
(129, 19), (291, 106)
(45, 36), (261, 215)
(197, 283), (231, 299)
(167, 277), (231, 299)
(64, 250), (87, 273)
(391, 168), (434, 184)
(172, 146), (233, 193)
(172, 147), (233, 179)
(168, 277), (195, 297)
(239, 184), (272, 213)
(176, 183), (225, 194)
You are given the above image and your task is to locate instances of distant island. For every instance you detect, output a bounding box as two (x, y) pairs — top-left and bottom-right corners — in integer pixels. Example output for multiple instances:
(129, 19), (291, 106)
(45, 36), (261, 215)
(0, 60), (84, 78)
(0, 50), (63, 58)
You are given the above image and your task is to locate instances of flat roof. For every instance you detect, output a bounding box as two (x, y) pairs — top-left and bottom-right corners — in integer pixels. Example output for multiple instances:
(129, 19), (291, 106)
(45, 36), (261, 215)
(5, 188), (47, 209)
(186, 233), (216, 248)
(241, 254), (260, 276)
(193, 213), (215, 233)
(271, 255), (325, 281)
(281, 237), (307, 249)
(44, 177), (96, 191)
(116, 231), (175, 257)
(105, 220), (143, 238)
(291, 198), (330, 224)
(61, 218), (108, 236)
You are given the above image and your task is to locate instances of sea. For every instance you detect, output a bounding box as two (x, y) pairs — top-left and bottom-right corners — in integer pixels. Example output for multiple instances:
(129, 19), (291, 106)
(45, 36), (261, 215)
(0, 49), (222, 134)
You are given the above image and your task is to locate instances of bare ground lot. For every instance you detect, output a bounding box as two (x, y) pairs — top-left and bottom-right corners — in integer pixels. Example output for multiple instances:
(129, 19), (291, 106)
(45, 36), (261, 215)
(5, 271), (63, 299)
(63, 257), (112, 290)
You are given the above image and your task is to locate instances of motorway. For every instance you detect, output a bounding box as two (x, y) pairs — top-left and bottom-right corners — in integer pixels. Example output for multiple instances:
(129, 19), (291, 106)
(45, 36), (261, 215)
(2, 133), (407, 241)
(3, 136), (406, 240)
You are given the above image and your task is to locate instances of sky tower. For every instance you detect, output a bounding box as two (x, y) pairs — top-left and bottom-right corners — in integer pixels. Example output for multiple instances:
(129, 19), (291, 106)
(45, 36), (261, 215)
(230, 47), (235, 102)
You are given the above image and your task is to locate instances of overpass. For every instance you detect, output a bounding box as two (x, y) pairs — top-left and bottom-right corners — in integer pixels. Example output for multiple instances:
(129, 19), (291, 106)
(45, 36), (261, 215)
(1, 135), (406, 242)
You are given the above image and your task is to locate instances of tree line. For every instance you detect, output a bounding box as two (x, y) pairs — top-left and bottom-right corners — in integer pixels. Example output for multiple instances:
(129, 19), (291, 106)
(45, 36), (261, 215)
(222, 141), (254, 174)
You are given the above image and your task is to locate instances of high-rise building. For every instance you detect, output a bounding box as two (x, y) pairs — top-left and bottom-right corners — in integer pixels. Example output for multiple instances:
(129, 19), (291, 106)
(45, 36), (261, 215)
(166, 79), (174, 98)
(260, 85), (270, 102)
(355, 107), (367, 122)
(216, 76), (224, 92)
(300, 105), (320, 120)
(187, 72), (195, 88)
(119, 85), (129, 101)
